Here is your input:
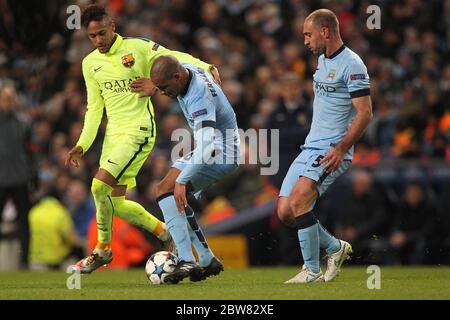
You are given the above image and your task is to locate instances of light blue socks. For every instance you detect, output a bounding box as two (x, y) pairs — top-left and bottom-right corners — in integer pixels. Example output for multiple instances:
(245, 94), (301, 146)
(296, 213), (320, 273)
(157, 193), (195, 262)
(295, 211), (342, 273)
(318, 222), (341, 255)
(185, 206), (214, 267)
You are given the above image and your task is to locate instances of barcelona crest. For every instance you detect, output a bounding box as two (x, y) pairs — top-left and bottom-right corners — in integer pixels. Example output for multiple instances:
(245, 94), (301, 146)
(121, 54), (135, 68)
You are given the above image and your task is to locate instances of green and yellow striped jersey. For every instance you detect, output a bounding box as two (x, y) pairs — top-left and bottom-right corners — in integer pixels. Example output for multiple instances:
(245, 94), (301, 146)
(77, 34), (211, 153)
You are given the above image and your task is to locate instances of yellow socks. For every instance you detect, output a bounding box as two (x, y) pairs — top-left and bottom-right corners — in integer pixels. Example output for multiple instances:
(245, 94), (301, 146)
(91, 178), (114, 244)
(111, 196), (165, 237)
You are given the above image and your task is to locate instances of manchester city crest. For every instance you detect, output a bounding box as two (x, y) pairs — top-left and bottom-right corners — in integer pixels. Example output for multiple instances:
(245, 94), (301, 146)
(327, 70), (336, 80)
(121, 54), (135, 68)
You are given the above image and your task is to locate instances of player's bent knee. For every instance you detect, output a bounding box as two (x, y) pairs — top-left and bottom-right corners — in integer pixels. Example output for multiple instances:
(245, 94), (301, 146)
(288, 197), (303, 213)
(289, 194), (314, 214)
(91, 178), (113, 200)
(277, 198), (296, 227)
(294, 186), (315, 200)
(290, 185), (316, 210)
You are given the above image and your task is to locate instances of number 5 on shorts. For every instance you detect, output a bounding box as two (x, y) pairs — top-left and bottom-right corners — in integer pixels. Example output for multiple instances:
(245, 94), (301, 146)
(311, 155), (324, 168)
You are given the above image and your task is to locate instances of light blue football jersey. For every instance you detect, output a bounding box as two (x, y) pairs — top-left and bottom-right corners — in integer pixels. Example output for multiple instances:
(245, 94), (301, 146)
(177, 63), (240, 162)
(304, 45), (370, 159)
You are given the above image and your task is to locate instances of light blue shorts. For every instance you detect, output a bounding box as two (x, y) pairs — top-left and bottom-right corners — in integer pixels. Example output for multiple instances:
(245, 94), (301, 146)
(172, 152), (239, 199)
(279, 148), (351, 198)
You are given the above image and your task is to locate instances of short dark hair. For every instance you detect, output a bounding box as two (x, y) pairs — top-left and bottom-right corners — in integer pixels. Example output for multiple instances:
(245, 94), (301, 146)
(81, 4), (109, 28)
(150, 55), (181, 82)
(306, 9), (339, 35)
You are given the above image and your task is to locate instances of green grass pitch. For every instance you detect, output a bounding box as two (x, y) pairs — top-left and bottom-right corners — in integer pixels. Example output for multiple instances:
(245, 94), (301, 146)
(0, 266), (449, 300)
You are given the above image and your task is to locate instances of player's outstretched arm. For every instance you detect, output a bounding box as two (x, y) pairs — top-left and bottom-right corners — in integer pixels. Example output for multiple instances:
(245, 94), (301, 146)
(130, 62), (221, 98)
(131, 62), (221, 97)
(159, 46), (222, 84)
(75, 59), (105, 154)
(133, 41), (221, 98)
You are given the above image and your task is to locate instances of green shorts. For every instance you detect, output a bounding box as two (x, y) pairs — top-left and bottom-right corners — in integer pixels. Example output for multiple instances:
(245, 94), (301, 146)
(99, 133), (155, 189)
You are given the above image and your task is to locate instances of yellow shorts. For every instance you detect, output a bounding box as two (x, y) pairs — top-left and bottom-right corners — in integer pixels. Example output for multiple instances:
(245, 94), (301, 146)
(99, 133), (155, 189)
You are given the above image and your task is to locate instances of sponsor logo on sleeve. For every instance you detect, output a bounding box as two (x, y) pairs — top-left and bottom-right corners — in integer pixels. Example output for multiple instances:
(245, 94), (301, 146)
(192, 109), (208, 119)
(350, 74), (366, 80)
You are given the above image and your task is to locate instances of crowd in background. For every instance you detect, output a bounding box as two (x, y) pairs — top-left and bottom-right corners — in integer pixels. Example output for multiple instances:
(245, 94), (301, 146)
(0, 0), (449, 269)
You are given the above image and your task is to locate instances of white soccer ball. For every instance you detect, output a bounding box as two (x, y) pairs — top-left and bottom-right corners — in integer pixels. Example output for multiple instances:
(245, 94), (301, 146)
(145, 251), (179, 285)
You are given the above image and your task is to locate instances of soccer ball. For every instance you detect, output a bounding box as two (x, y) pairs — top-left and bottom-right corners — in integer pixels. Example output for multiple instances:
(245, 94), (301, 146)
(145, 251), (179, 285)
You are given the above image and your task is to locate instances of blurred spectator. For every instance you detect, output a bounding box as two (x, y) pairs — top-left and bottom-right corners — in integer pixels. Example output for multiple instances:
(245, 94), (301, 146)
(222, 79), (250, 129)
(63, 179), (95, 248)
(0, 82), (36, 269)
(387, 182), (437, 265)
(264, 72), (311, 189)
(28, 196), (77, 270)
(200, 196), (237, 225)
(352, 140), (381, 167)
(366, 98), (397, 158)
(263, 72), (311, 265)
(154, 113), (186, 152)
(333, 169), (388, 264)
(431, 182), (450, 264)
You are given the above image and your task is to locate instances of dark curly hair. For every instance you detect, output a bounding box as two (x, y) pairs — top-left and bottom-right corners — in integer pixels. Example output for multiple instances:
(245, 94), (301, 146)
(81, 4), (110, 28)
